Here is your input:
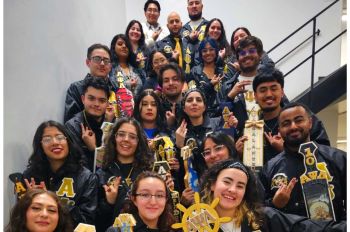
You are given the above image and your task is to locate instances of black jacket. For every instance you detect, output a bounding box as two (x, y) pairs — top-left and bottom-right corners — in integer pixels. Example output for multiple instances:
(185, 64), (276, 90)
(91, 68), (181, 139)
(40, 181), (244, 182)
(23, 166), (98, 227)
(95, 162), (149, 232)
(260, 143), (346, 221)
(63, 74), (112, 123)
(65, 111), (104, 171)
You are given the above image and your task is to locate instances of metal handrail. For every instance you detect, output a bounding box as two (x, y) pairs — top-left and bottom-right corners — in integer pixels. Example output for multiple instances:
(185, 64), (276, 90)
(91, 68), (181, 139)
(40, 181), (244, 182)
(267, 0), (339, 54)
(275, 29), (320, 65)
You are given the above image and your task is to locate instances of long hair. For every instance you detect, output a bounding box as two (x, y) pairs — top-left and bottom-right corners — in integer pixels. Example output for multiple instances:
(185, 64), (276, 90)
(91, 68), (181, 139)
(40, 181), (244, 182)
(179, 88), (208, 126)
(200, 132), (238, 161)
(204, 18), (231, 56)
(26, 120), (83, 179)
(5, 189), (73, 232)
(125, 20), (146, 48)
(230, 27), (251, 52)
(122, 171), (175, 232)
(200, 159), (264, 230)
(110, 34), (137, 67)
(102, 117), (153, 170)
(147, 50), (168, 77)
(133, 89), (167, 136)
(198, 37), (219, 64)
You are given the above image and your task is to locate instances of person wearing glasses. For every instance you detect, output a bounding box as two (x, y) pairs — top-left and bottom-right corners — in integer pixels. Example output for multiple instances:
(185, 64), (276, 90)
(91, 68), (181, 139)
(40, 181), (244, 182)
(229, 27), (275, 72)
(65, 76), (114, 171)
(21, 121), (98, 228)
(63, 43), (113, 123)
(106, 171), (175, 232)
(141, 0), (168, 47)
(95, 118), (154, 232)
(143, 50), (169, 93)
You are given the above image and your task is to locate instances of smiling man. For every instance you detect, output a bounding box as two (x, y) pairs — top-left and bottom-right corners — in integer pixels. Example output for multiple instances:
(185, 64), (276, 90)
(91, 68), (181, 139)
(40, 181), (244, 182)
(65, 77), (112, 171)
(64, 43), (112, 123)
(260, 102), (346, 221)
(252, 68), (330, 163)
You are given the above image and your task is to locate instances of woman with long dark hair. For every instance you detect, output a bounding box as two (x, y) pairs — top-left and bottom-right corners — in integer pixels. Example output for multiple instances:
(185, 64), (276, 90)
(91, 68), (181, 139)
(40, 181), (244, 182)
(5, 189), (73, 232)
(106, 171), (175, 232)
(95, 117), (153, 231)
(143, 50), (169, 93)
(109, 34), (145, 97)
(21, 120), (97, 227)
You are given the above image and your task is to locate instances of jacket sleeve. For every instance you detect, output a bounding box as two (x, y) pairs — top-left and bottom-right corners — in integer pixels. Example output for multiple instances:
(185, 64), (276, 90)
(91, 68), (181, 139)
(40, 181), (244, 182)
(64, 84), (83, 123)
(311, 115), (331, 146)
(69, 172), (98, 225)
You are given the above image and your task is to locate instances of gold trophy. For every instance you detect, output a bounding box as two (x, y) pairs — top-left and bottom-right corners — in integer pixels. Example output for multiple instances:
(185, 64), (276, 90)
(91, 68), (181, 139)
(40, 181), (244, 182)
(152, 136), (182, 222)
(243, 91), (264, 172)
(113, 213), (136, 232)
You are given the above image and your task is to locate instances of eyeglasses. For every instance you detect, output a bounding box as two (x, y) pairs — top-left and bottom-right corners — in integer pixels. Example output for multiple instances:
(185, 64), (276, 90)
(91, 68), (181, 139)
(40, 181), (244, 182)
(201, 144), (225, 158)
(238, 48), (257, 57)
(135, 193), (166, 201)
(90, 56), (111, 65)
(41, 135), (67, 145)
(115, 131), (139, 143)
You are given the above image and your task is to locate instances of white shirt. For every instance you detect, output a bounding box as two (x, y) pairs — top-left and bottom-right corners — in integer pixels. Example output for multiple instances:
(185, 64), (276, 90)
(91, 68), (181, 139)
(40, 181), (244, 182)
(220, 221), (241, 232)
(141, 22), (168, 47)
(238, 74), (256, 92)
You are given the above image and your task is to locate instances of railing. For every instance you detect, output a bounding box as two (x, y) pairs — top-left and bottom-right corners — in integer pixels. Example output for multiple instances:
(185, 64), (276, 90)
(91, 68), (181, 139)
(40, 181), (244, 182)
(266, 0), (346, 107)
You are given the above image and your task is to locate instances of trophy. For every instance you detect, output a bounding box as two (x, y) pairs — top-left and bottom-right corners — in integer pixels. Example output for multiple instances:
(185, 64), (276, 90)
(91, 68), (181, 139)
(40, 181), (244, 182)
(221, 105), (236, 138)
(74, 223), (96, 232)
(243, 91), (264, 172)
(184, 47), (192, 74)
(180, 139), (199, 192)
(93, 122), (114, 173)
(299, 142), (336, 221)
(152, 136), (182, 222)
(172, 192), (231, 232)
(113, 213), (136, 232)
(9, 173), (26, 199)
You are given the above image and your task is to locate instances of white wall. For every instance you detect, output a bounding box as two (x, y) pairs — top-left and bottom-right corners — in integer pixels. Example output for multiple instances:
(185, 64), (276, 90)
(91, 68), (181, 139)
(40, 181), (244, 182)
(4, 0), (343, 225)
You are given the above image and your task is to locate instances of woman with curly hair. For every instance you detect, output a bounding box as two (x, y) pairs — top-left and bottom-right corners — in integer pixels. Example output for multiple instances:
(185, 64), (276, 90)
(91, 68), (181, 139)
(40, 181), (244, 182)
(106, 171), (176, 232)
(5, 189), (73, 232)
(200, 159), (341, 232)
(95, 117), (153, 231)
(21, 120), (97, 227)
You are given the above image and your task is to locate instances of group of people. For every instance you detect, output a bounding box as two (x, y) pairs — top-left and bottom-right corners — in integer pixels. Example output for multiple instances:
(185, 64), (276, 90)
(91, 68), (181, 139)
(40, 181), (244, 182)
(6, 0), (346, 231)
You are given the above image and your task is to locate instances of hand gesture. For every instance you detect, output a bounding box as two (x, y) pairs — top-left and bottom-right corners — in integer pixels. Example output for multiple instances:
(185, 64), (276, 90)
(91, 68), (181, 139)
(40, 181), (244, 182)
(180, 187), (195, 206)
(166, 103), (176, 127)
(103, 176), (121, 205)
(172, 49), (180, 61)
(24, 178), (47, 190)
(130, 77), (137, 89)
(227, 112), (238, 128)
(190, 30), (200, 41)
(105, 103), (115, 122)
(227, 80), (252, 99)
(210, 74), (224, 86)
(152, 28), (162, 41)
(272, 177), (298, 208)
(228, 61), (240, 71)
(165, 173), (175, 191)
(218, 48), (226, 59)
(264, 132), (284, 153)
(81, 123), (96, 151)
(168, 157), (180, 171)
(235, 135), (248, 158)
(175, 120), (187, 148)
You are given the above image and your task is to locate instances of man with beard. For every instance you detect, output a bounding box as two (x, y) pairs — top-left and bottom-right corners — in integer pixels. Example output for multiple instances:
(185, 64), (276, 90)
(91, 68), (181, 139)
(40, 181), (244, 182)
(64, 43), (112, 123)
(219, 36), (268, 138)
(65, 77), (114, 171)
(260, 102), (346, 221)
(141, 0), (168, 47)
(243, 67), (329, 163)
(158, 63), (185, 128)
(180, 0), (208, 74)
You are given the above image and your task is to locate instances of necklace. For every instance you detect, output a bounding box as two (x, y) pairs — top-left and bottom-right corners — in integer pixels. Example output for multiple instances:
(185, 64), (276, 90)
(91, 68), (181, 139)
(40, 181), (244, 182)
(264, 118), (278, 133)
(115, 162), (134, 187)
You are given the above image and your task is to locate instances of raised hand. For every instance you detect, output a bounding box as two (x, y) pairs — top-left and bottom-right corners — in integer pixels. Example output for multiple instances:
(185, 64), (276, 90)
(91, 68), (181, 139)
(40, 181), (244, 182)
(175, 120), (187, 148)
(264, 132), (284, 153)
(103, 176), (122, 205)
(24, 178), (47, 190)
(81, 123), (96, 151)
(272, 177), (298, 208)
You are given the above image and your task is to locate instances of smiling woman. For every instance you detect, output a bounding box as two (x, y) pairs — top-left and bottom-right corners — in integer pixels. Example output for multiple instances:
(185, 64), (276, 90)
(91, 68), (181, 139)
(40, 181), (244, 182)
(6, 189), (73, 232)
(21, 120), (98, 228)
(95, 117), (154, 232)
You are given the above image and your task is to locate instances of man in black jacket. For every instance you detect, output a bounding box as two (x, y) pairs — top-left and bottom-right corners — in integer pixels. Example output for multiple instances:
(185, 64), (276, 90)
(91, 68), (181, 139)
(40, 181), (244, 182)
(64, 43), (112, 123)
(260, 102), (346, 221)
(65, 77), (113, 171)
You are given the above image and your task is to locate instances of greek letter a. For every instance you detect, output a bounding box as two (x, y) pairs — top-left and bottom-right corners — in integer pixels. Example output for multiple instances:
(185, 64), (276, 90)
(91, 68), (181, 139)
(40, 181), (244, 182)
(56, 178), (75, 198)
